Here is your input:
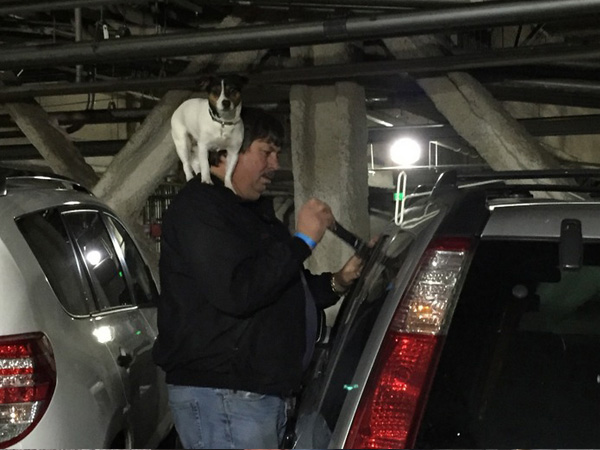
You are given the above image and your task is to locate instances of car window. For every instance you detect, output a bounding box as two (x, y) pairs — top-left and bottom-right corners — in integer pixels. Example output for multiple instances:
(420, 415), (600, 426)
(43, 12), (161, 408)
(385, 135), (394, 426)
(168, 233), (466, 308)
(62, 211), (132, 311)
(319, 228), (417, 429)
(16, 209), (95, 316)
(416, 239), (600, 448)
(104, 214), (158, 306)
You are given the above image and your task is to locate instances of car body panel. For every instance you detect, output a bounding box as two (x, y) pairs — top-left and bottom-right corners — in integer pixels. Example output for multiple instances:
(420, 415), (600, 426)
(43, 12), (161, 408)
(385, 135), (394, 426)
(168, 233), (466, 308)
(483, 202), (600, 239)
(295, 175), (600, 449)
(295, 194), (452, 449)
(0, 178), (170, 448)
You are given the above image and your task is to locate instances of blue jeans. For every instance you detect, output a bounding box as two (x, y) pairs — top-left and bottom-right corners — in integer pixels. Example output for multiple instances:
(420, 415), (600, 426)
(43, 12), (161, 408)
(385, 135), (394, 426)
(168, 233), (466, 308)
(167, 384), (287, 449)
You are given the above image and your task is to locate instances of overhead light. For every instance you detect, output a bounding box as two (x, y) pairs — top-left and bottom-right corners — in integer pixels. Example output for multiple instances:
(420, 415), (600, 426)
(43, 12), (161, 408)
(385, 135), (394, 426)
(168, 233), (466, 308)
(390, 137), (421, 166)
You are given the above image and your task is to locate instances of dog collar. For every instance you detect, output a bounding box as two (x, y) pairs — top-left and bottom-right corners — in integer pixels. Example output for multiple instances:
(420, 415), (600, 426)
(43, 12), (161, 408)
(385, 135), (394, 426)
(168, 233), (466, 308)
(209, 107), (240, 127)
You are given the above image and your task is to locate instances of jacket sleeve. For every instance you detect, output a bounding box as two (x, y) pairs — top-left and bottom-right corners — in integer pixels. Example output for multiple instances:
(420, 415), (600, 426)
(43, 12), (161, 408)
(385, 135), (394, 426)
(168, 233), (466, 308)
(162, 193), (312, 317)
(304, 270), (341, 309)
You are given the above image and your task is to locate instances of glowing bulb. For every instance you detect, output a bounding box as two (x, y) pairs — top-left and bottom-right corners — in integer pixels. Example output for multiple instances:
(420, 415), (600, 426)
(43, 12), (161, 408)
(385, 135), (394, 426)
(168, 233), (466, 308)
(390, 137), (421, 166)
(93, 326), (114, 344)
(85, 249), (102, 266)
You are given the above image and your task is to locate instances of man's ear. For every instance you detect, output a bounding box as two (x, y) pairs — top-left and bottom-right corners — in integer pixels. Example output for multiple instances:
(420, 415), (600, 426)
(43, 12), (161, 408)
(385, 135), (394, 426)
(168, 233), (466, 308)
(208, 149), (228, 167)
(218, 149), (228, 164)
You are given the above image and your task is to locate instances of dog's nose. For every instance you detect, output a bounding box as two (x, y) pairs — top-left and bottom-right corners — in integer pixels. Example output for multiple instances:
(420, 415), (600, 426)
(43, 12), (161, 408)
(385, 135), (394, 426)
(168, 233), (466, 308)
(222, 99), (231, 108)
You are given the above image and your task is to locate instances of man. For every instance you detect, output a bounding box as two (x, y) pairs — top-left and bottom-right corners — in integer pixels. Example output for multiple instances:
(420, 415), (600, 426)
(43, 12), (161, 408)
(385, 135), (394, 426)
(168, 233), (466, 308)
(153, 108), (363, 449)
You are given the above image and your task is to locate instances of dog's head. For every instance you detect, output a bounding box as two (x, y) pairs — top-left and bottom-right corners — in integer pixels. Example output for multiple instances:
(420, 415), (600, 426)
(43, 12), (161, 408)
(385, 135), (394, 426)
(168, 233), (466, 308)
(206, 75), (247, 118)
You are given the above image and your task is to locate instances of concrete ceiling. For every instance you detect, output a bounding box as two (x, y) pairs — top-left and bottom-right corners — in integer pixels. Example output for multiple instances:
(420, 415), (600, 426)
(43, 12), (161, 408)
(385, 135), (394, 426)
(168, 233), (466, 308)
(1, 0), (600, 165)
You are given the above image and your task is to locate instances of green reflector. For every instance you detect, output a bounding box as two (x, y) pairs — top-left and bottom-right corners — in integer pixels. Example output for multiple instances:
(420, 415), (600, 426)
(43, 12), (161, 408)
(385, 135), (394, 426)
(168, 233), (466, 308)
(394, 192), (404, 201)
(136, 330), (142, 335)
(119, 271), (123, 277)
(343, 384), (359, 391)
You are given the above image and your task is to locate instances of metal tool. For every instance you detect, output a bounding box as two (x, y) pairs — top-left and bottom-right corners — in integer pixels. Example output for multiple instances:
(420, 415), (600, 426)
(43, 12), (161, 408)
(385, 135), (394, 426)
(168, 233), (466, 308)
(331, 221), (370, 260)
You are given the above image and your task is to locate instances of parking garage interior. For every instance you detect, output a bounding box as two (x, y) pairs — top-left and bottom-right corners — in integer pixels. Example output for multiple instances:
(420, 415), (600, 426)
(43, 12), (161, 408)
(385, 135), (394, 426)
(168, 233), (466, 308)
(1, 0), (600, 279)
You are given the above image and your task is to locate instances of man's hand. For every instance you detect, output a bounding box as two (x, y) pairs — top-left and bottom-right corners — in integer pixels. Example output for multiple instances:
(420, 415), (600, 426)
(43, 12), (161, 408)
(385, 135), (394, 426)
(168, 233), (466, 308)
(333, 235), (379, 292)
(296, 197), (335, 244)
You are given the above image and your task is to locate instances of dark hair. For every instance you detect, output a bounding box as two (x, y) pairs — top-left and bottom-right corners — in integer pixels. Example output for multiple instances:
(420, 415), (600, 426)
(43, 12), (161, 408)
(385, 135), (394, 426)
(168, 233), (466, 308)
(240, 107), (284, 150)
(208, 108), (284, 166)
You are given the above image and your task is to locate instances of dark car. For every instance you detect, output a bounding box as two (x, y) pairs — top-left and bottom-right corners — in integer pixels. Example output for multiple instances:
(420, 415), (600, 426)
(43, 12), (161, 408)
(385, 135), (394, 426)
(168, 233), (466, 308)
(293, 170), (600, 449)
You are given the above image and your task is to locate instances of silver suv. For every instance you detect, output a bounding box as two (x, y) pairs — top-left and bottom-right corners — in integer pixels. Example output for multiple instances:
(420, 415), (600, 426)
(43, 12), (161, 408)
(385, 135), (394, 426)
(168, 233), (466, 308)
(294, 169), (600, 449)
(0, 170), (171, 448)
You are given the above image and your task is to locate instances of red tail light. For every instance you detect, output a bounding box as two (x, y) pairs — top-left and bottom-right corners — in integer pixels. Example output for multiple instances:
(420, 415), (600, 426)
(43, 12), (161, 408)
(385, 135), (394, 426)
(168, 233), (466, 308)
(0, 333), (56, 448)
(345, 237), (472, 449)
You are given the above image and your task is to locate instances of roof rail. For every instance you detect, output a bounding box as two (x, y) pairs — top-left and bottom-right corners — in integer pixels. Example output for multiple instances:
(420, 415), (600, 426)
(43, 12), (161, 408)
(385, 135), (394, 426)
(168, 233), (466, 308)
(457, 168), (600, 181)
(0, 174), (92, 196)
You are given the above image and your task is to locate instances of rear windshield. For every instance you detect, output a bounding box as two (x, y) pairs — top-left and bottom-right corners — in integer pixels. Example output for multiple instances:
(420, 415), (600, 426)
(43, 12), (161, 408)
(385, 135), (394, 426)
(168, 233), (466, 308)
(417, 239), (600, 448)
(317, 207), (439, 433)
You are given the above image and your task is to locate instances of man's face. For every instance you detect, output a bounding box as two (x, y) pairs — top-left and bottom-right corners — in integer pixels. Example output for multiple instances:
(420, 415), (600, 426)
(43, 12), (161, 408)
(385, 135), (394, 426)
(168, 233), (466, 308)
(232, 138), (280, 201)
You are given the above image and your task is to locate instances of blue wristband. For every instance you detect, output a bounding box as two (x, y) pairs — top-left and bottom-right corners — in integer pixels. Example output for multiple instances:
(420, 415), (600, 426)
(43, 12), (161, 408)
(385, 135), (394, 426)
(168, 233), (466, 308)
(294, 232), (317, 250)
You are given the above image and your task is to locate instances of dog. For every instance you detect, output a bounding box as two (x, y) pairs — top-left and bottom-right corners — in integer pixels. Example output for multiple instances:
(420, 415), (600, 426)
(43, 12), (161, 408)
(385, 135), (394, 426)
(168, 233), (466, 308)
(171, 75), (247, 190)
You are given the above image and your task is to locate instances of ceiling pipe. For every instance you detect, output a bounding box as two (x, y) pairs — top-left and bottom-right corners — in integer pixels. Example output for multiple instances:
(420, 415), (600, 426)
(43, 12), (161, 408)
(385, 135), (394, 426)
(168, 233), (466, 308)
(192, 0), (473, 10)
(3, 112), (600, 160)
(1, 0), (600, 69)
(0, 140), (124, 160)
(0, 40), (599, 101)
(0, 107), (598, 136)
(0, 109), (151, 128)
(171, 0), (204, 15)
(368, 114), (600, 142)
(74, 7), (83, 83)
(0, 0), (151, 15)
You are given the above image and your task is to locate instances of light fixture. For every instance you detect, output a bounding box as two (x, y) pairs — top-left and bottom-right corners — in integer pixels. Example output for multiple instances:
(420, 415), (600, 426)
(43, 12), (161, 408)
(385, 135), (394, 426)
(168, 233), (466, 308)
(85, 249), (102, 266)
(389, 137), (421, 166)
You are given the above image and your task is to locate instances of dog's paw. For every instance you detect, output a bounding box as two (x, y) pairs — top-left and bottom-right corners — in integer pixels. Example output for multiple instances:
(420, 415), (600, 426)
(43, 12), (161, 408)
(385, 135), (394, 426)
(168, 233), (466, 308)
(200, 175), (214, 185)
(183, 166), (195, 181)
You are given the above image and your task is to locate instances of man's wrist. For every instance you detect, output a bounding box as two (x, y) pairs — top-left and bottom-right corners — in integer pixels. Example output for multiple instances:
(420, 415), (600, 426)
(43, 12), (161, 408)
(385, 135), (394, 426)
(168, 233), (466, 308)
(294, 232), (317, 250)
(330, 273), (348, 295)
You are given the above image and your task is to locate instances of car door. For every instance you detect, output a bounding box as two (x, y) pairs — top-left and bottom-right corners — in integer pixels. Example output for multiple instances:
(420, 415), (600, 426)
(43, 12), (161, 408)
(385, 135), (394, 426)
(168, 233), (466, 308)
(102, 212), (169, 446)
(14, 207), (130, 447)
(61, 209), (162, 447)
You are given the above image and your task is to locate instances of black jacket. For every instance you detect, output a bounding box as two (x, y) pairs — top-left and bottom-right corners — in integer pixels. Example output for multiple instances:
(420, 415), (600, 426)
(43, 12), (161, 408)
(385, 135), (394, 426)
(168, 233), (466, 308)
(153, 177), (339, 396)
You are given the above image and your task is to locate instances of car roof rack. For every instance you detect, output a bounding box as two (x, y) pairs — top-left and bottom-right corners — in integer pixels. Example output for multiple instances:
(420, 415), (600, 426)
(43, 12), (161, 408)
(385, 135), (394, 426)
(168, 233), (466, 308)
(454, 169), (600, 195)
(456, 168), (600, 182)
(0, 171), (92, 197)
(393, 168), (600, 227)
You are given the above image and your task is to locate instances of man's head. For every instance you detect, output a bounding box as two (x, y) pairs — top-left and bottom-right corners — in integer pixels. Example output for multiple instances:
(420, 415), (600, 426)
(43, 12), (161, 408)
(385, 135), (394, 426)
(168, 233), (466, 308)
(210, 108), (284, 201)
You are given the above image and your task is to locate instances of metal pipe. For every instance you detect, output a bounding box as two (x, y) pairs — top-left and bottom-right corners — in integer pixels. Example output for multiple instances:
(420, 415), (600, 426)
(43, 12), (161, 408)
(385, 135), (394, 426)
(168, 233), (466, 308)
(0, 0), (150, 15)
(1, 0), (600, 69)
(0, 140), (126, 160)
(192, 0), (473, 10)
(1, 112), (600, 159)
(74, 7), (82, 83)
(0, 40), (598, 101)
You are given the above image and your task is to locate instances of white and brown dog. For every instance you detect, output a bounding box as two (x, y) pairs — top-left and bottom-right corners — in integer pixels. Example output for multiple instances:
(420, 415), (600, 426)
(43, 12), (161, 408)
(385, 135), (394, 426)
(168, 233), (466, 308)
(171, 75), (247, 189)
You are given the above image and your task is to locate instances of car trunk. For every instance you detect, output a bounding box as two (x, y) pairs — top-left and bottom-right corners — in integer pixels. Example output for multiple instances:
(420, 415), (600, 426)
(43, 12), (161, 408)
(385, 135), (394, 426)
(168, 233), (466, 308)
(416, 237), (600, 448)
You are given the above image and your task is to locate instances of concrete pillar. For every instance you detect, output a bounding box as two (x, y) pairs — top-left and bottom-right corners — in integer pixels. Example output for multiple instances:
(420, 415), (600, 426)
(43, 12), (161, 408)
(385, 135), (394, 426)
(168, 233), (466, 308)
(290, 81), (369, 276)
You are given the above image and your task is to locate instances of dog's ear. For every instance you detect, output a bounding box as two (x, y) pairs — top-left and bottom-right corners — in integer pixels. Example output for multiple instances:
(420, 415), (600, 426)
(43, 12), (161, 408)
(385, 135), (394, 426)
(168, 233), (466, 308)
(204, 76), (220, 93)
(227, 74), (249, 90)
